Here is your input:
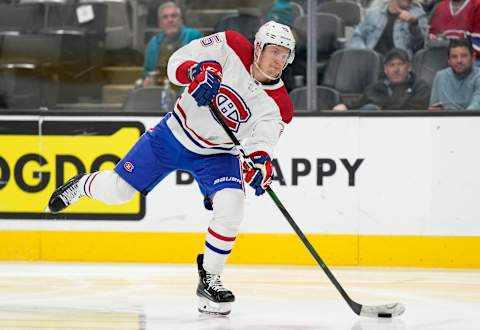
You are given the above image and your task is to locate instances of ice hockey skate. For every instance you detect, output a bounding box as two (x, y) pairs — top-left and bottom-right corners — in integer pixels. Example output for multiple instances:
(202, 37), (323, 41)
(46, 174), (85, 213)
(196, 254), (235, 315)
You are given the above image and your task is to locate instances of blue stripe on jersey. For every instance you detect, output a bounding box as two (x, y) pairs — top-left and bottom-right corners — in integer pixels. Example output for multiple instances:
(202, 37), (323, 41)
(205, 241), (231, 255)
(172, 110), (235, 152)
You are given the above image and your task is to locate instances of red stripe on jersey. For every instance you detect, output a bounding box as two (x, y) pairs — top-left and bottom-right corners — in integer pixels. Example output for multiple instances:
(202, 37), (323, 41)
(175, 60), (197, 84)
(87, 172), (100, 197)
(208, 227), (236, 242)
(225, 31), (253, 72)
(176, 103), (231, 146)
(265, 86), (294, 124)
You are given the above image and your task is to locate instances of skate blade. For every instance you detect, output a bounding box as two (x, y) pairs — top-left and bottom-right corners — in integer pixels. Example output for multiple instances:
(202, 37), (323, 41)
(198, 297), (231, 316)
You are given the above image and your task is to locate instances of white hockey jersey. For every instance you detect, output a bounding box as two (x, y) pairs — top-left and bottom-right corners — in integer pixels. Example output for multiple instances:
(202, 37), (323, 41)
(166, 31), (294, 157)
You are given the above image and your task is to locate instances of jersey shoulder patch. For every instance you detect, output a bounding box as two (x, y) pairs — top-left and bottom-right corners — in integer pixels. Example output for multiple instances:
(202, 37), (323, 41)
(265, 86), (294, 124)
(225, 31), (253, 71)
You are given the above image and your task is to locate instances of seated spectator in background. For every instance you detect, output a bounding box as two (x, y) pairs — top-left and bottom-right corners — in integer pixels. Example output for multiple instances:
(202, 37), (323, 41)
(429, 39), (480, 110)
(265, 0), (294, 27)
(428, 0), (480, 65)
(334, 48), (430, 110)
(143, 2), (202, 88)
(350, 0), (428, 57)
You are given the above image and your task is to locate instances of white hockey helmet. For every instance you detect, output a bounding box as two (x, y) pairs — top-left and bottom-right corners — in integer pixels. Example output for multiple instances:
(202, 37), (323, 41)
(254, 20), (296, 65)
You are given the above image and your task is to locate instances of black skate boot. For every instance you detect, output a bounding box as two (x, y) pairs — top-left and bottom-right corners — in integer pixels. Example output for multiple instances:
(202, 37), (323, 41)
(196, 254), (235, 315)
(47, 174), (85, 213)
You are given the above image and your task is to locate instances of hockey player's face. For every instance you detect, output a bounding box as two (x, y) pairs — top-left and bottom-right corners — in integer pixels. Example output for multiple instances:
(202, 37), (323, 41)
(159, 6), (182, 37)
(448, 47), (475, 75)
(258, 45), (290, 78)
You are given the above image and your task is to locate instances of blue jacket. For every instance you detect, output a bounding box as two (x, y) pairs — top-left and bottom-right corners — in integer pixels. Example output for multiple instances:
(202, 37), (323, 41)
(143, 26), (203, 77)
(349, 2), (428, 57)
(430, 67), (480, 110)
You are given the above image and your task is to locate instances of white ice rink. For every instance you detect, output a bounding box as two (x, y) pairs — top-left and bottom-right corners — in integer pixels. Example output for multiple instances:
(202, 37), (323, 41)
(0, 262), (478, 330)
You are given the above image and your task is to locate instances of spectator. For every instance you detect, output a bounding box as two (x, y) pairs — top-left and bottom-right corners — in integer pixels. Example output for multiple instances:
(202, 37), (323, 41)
(428, 0), (480, 65)
(143, 2), (202, 87)
(350, 0), (428, 57)
(429, 39), (480, 110)
(265, 0), (294, 27)
(334, 48), (430, 110)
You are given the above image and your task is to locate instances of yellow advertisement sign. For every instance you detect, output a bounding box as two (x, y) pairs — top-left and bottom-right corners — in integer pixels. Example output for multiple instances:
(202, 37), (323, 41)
(0, 120), (145, 220)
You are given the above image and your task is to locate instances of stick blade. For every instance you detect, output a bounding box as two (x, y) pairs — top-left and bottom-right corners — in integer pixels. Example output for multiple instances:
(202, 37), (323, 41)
(360, 303), (405, 318)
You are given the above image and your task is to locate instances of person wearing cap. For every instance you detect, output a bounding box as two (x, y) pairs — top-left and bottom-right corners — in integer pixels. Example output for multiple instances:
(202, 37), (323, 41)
(333, 48), (430, 111)
(429, 39), (480, 110)
(350, 0), (428, 57)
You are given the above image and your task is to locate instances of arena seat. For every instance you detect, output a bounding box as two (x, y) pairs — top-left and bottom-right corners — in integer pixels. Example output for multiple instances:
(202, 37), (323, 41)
(289, 86), (341, 112)
(413, 45), (449, 87)
(322, 48), (383, 106)
(214, 13), (262, 43)
(123, 86), (176, 112)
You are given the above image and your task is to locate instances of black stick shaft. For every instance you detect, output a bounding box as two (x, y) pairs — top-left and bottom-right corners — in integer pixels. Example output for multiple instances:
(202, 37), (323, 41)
(208, 104), (362, 315)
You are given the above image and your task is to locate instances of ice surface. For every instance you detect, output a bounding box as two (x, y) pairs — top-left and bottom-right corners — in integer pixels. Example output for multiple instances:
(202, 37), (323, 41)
(0, 263), (478, 329)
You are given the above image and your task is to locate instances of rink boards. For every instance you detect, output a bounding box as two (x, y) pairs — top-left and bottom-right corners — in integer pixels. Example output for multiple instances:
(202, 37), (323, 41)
(1, 114), (480, 268)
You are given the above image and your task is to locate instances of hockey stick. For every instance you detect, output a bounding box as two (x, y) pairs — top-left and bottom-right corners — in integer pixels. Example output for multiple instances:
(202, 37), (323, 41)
(208, 103), (404, 318)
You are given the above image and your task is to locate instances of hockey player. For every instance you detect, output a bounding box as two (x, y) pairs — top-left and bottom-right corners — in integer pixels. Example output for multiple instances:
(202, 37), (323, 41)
(46, 21), (295, 315)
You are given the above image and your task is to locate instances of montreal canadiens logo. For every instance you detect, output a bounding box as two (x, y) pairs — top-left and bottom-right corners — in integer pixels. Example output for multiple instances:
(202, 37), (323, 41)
(213, 85), (251, 133)
(124, 161), (134, 172)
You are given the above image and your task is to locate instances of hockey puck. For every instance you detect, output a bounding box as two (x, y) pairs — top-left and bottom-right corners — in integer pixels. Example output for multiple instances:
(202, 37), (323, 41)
(378, 313), (392, 318)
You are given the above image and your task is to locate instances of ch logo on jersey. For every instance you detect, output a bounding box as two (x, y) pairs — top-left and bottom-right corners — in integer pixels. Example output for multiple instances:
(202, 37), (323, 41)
(214, 85), (251, 133)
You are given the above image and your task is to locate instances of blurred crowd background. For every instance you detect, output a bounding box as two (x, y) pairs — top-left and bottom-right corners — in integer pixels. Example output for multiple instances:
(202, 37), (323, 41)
(0, 0), (478, 112)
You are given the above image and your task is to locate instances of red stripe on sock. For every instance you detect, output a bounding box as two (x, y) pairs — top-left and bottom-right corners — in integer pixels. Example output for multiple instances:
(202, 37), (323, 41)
(87, 172), (100, 197)
(208, 227), (236, 242)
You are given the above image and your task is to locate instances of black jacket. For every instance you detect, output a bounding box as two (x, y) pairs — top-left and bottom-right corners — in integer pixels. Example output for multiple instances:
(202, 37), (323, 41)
(352, 73), (431, 110)
(0, 78), (6, 109)
(0, 92), (6, 109)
